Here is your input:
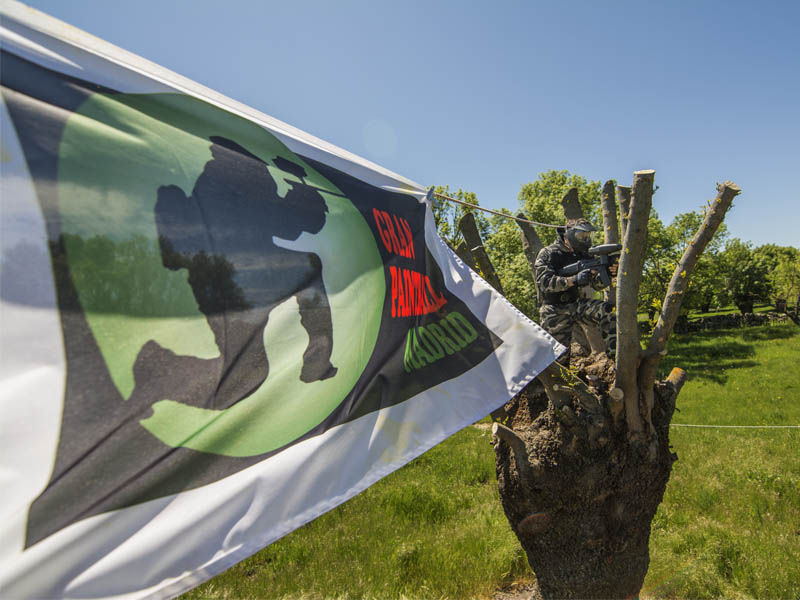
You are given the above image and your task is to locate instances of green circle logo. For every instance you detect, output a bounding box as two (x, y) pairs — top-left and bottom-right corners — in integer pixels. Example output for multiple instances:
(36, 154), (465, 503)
(58, 93), (384, 457)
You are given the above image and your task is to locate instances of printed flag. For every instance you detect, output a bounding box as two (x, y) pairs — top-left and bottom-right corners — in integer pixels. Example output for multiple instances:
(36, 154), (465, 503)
(0, 2), (564, 598)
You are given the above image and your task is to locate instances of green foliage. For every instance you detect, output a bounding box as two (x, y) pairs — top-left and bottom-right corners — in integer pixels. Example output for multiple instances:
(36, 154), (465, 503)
(517, 170), (603, 246)
(430, 185), (490, 249)
(639, 205), (729, 314)
(757, 244), (800, 307)
(716, 239), (772, 314)
(639, 212), (675, 314)
(431, 188), (538, 318)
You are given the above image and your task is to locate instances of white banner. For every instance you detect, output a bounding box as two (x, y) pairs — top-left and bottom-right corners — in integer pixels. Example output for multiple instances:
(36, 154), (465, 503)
(0, 2), (563, 598)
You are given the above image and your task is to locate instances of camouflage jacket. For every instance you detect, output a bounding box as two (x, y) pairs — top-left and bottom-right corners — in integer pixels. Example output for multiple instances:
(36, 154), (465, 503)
(534, 240), (605, 305)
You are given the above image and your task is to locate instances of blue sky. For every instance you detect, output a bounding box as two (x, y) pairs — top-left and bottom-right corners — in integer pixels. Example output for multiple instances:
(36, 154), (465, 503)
(20, 0), (800, 247)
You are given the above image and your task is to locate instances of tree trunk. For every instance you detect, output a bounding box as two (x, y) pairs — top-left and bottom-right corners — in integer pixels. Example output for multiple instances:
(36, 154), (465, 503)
(616, 186), (631, 241)
(492, 176), (739, 599)
(737, 298), (754, 315)
(495, 375), (679, 599)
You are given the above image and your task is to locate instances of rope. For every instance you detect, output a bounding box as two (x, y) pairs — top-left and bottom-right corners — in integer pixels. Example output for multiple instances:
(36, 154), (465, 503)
(670, 424), (800, 429)
(431, 191), (563, 229)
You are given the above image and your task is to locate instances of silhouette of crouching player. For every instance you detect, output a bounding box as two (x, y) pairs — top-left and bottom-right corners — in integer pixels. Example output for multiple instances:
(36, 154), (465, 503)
(131, 136), (337, 413)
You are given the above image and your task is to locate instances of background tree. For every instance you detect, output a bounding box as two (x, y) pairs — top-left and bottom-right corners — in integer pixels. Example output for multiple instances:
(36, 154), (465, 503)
(638, 211), (674, 318)
(664, 207), (728, 314)
(717, 238), (772, 314)
(754, 244), (800, 305)
(770, 249), (800, 315)
(518, 170), (602, 245)
(430, 185), (489, 248)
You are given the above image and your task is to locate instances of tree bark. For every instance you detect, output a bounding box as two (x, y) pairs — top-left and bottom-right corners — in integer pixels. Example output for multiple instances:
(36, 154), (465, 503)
(495, 380), (677, 600)
(601, 180), (620, 305)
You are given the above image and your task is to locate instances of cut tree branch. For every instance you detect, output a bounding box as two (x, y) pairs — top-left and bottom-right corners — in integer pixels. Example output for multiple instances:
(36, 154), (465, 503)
(492, 422), (542, 488)
(614, 170), (655, 437)
(638, 181), (741, 422)
(459, 212), (504, 293)
(454, 240), (477, 270)
(561, 187), (582, 220)
(517, 211), (544, 272)
(538, 363), (576, 410)
(601, 180), (620, 305)
(665, 367), (688, 395)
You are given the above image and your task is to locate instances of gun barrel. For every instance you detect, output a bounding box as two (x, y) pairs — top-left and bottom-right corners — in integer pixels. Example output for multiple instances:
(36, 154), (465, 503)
(560, 263), (582, 276)
(588, 243), (622, 256)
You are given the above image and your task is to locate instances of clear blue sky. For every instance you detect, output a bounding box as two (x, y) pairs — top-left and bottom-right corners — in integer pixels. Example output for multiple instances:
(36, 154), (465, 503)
(18, 0), (800, 247)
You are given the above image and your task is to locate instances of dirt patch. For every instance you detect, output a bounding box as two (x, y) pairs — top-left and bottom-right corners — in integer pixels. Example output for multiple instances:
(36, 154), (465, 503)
(491, 580), (540, 600)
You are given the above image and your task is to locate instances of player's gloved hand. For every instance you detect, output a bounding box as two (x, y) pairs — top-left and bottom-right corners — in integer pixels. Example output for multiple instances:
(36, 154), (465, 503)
(575, 269), (593, 286)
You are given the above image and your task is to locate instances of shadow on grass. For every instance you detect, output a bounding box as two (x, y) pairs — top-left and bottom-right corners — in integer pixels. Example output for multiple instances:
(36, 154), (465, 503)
(740, 325), (798, 342)
(657, 326), (798, 385)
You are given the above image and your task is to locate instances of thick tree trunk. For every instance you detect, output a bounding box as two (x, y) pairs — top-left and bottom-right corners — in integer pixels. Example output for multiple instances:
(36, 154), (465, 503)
(495, 374), (679, 599)
(736, 298), (754, 315)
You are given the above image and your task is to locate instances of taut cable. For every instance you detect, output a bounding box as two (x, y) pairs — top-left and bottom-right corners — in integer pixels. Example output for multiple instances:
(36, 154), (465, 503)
(431, 191), (562, 229)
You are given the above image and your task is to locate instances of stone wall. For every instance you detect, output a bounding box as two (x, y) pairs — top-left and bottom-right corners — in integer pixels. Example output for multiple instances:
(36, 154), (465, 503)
(671, 311), (791, 334)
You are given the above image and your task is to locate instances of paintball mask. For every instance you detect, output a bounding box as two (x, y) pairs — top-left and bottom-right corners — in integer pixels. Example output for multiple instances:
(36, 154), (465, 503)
(564, 219), (596, 254)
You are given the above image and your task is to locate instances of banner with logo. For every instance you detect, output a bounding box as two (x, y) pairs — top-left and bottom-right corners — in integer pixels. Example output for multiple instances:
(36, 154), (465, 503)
(0, 2), (563, 598)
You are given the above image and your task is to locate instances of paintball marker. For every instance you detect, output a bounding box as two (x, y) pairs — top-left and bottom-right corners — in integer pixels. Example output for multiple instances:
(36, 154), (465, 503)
(558, 243), (622, 288)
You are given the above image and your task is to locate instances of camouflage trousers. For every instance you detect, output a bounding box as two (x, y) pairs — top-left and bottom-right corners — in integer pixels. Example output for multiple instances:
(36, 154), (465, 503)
(540, 299), (617, 363)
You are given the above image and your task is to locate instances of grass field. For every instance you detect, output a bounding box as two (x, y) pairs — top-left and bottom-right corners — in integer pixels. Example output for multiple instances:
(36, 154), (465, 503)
(184, 323), (800, 600)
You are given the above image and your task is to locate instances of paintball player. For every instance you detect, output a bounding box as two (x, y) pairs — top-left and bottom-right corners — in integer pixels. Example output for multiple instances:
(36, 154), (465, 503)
(534, 218), (617, 365)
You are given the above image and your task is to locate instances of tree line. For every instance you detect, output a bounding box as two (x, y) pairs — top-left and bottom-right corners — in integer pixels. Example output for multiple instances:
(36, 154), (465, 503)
(432, 170), (800, 320)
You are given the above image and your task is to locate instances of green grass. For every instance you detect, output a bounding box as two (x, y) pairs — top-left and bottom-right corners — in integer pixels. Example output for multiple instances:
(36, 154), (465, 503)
(643, 323), (800, 599)
(184, 323), (799, 600)
(183, 427), (528, 600)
